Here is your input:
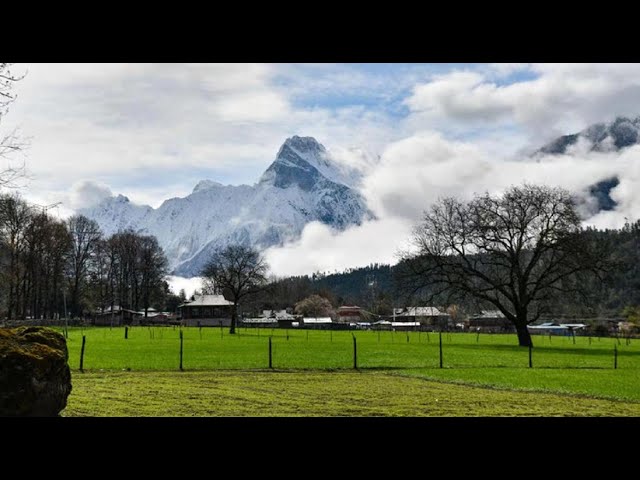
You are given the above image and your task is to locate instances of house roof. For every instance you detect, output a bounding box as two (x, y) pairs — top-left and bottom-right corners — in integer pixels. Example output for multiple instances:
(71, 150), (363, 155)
(338, 305), (361, 311)
(95, 306), (140, 315)
(394, 307), (443, 317)
(303, 317), (333, 324)
(242, 318), (279, 324)
(528, 324), (567, 330)
(178, 295), (234, 308)
(474, 310), (506, 318)
(391, 322), (421, 327)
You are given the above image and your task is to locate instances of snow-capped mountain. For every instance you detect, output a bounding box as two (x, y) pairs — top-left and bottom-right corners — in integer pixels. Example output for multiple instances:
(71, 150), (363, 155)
(80, 136), (374, 277)
(538, 116), (640, 155)
(535, 117), (640, 213)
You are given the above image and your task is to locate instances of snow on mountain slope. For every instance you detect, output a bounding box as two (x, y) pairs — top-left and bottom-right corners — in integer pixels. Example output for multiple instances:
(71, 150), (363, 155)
(80, 136), (374, 277)
(538, 116), (640, 155)
(535, 116), (640, 213)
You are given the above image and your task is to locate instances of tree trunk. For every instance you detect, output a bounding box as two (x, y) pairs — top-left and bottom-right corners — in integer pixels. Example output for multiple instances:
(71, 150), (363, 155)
(229, 303), (237, 335)
(514, 321), (533, 347)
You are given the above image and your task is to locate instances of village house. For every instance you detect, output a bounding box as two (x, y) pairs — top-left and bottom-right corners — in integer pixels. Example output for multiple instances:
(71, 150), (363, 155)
(178, 294), (234, 327)
(302, 317), (333, 329)
(337, 305), (365, 323)
(469, 310), (514, 333)
(528, 322), (588, 336)
(94, 306), (142, 326)
(393, 307), (451, 328)
(241, 309), (292, 328)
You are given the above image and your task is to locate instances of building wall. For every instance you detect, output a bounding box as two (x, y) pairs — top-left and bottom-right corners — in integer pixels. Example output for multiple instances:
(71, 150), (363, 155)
(183, 317), (232, 327)
(469, 318), (511, 328)
(94, 315), (122, 326)
(337, 312), (361, 323)
(396, 315), (449, 326)
(181, 305), (232, 319)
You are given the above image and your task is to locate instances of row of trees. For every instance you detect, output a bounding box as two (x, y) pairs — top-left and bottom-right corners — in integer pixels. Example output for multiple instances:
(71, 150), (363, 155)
(0, 193), (171, 320)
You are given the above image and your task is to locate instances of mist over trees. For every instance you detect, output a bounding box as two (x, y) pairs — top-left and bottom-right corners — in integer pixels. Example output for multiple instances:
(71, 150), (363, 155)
(0, 193), (171, 320)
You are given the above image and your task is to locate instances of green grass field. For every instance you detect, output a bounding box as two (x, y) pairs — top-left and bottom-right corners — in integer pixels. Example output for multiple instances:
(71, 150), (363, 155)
(63, 370), (640, 416)
(57, 326), (640, 415)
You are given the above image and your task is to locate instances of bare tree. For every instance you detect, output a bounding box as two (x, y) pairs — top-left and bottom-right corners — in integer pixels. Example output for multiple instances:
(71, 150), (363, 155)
(0, 63), (28, 189)
(201, 245), (269, 334)
(138, 235), (168, 317)
(0, 193), (71, 320)
(0, 193), (31, 318)
(66, 215), (102, 317)
(398, 184), (610, 347)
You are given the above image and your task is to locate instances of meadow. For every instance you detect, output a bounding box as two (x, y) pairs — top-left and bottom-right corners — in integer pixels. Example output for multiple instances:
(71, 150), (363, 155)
(58, 325), (640, 415)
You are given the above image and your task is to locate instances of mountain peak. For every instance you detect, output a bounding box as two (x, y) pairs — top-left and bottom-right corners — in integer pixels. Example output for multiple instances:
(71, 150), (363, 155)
(261, 135), (359, 189)
(80, 134), (373, 277)
(260, 136), (329, 190)
(193, 179), (223, 193)
(282, 135), (326, 155)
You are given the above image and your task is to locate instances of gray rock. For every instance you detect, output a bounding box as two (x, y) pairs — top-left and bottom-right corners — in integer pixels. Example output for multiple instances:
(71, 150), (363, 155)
(0, 327), (72, 417)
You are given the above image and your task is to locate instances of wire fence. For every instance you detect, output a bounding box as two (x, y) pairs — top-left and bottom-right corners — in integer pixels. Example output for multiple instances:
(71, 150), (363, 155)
(61, 326), (640, 372)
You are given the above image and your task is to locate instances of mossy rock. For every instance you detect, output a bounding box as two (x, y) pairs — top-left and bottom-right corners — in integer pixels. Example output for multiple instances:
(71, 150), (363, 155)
(0, 327), (72, 416)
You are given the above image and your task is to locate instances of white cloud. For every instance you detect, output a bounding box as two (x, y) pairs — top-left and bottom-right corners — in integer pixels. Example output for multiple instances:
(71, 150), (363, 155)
(68, 180), (113, 209)
(264, 130), (640, 276)
(166, 275), (203, 298)
(8, 62), (640, 280)
(264, 218), (414, 277)
(405, 64), (640, 142)
(4, 63), (403, 211)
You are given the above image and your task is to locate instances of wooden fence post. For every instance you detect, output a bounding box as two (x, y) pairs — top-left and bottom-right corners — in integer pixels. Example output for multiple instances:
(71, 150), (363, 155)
(269, 336), (273, 369)
(125, 326), (128, 340)
(439, 332), (443, 368)
(80, 335), (86, 373)
(352, 334), (358, 370)
(529, 344), (533, 368)
(614, 344), (618, 369)
(179, 330), (184, 371)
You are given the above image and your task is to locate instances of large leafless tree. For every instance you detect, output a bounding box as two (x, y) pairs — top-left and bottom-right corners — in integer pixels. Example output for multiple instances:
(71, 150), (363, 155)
(66, 215), (102, 317)
(201, 245), (269, 334)
(398, 184), (610, 347)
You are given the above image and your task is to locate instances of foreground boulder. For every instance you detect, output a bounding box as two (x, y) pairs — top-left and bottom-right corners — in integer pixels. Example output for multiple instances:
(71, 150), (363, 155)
(0, 327), (72, 416)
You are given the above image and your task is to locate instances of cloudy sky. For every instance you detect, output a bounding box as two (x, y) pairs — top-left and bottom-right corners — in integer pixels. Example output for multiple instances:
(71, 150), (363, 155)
(4, 63), (640, 284)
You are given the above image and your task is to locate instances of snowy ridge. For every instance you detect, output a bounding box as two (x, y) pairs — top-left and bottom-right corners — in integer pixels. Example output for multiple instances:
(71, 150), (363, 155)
(80, 136), (374, 277)
(538, 116), (640, 155)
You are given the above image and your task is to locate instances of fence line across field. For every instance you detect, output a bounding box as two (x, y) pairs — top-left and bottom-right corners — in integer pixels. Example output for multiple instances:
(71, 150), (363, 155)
(64, 326), (638, 372)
